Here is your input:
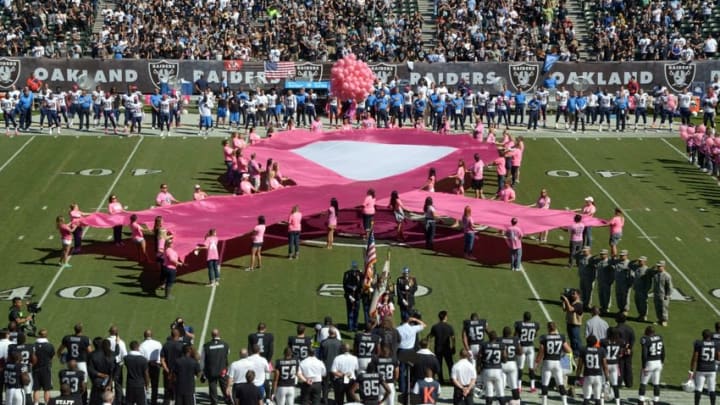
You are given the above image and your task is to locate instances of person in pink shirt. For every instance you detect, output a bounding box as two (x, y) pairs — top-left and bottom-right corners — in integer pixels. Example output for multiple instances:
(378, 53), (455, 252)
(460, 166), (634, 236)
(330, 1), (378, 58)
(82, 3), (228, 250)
(375, 292), (395, 323)
(496, 182), (516, 202)
(193, 184), (208, 201)
(534, 189), (551, 243)
(512, 136), (525, 184)
(249, 215), (266, 270)
(162, 237), (183, 300)
(608, 208), (625, 257)
(231, 131), (246, 150)
(492, 149), (508, 196)
(287, 205), (302, 259)
(451, 159), (466, 195)
(423, 168), (436, 192)
(326, 197), (339, 249)
(248, 127), (261, 144)
(155, 184), (178, 207)
(238, 173), (256, 195)
(248, 153), (262, 190)
(577, 196), (597, 246)
(311, 116), (323, 133)
(362, 188), (376, 239)
(389, 190), (406, 240)
(129, 214), (149, 264)
(268, 161), (286, 190)
(56, 216), (76, 267)
(566, 214), (585, 268)
(414, 118), (426, 130)
(68, 203), (87, 254)
(473, 120), (484, 140)
(107, 195), (124, 246)
(504, 217), (524, 271)
(197, 228), (220, 286)
(222, 139), (234, 183)
(341, 117), (353, 131)
(361, 114), (375, 129)
(485, 128), (496, 144)
(286, 117), (296, 131)
(462, 205), (476, 259)
(471, 153), (485, 199)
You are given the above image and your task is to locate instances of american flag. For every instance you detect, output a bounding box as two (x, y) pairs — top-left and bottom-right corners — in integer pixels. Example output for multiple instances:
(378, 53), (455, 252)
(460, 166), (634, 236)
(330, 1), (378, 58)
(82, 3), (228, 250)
(363, 231), (377, 291)
(264, 61), (296, 79)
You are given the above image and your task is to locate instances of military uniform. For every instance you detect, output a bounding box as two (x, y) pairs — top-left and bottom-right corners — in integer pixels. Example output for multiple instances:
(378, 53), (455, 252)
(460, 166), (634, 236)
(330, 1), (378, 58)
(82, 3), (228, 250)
(652, 262), (673, 326)
(632, 257), (651, 321)
(595, 251), (613, 313)
(577, 248), (595, 309)
(613, 253), (632, 314)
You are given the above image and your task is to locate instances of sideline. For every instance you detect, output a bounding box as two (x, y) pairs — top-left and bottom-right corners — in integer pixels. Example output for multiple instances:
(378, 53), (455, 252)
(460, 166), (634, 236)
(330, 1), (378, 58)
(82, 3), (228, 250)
(554, 137), (720, 317)
(38, 136), (146, 306)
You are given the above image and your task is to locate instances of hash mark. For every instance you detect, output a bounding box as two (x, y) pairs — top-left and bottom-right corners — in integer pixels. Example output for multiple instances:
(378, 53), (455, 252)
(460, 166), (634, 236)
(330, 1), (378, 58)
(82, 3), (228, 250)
(18, 235), (24, 240)
(14, 206), (19, 210)
(48, 235), (54, 240)
(706, 237), (712, 242)
(42, 206), (47, 210)
(644, 207), (651, 212)
(675, 236), (682, 242)
(672, 208), (678, 212)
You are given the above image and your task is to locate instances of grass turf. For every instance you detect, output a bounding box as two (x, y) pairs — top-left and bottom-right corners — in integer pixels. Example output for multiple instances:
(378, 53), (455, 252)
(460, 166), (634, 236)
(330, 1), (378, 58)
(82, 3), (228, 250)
(0, 131), (718, 396)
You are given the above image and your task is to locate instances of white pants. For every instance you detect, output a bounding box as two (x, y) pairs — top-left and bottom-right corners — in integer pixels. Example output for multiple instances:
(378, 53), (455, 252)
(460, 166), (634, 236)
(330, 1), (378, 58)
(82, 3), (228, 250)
(483, 368), (504, 398)
(582, 375), (603, 400)
(517, 346), (536, 371)
(607, 364), (619, 386)
(501, 362), (519, 390)
(380, 382), (396, 405)
(695, 371), (717, 392)
(6, 388), (26, 405)
(469, 344), (480, 368)
(640, 360), (663, 385)
(541, 360), (564, 387)
(358, 358), (371, 373)
(77, 361), (88, 377)
(275, 386), (296, 405)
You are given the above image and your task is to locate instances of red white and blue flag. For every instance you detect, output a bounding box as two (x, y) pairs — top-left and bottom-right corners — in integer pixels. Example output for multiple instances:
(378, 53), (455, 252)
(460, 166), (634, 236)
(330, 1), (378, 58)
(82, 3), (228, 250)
(264, 61), (296, 79)
(363, 231), (377, 291)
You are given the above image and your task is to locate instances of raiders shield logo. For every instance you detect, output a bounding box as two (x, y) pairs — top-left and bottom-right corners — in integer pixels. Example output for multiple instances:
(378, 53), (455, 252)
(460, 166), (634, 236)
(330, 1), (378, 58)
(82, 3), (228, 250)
(0, 57), (21, 90)
(508, 63), (539, 92)
(369, 63), (397, 85)
(295, 63), (323, 82)
(148, 60), (180, 88)
(664, 62), (696, 93)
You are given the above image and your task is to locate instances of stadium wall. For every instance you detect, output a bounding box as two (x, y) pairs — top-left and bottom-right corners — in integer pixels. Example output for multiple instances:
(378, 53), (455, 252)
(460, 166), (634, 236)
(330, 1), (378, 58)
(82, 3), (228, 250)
(0, 58), (716, 94)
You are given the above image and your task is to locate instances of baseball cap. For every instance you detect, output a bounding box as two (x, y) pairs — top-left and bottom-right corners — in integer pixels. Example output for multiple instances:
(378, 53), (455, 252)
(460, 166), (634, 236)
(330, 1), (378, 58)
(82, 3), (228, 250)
(585, 196), (594, 202)
(324, 316), (332, 324)
(402, 267), (410, 274)
(599, 249), (608, 254)
(638, 256), (647, 261)
(582, 246), (591, 251)
(619, 250), (628, 256)
(194, 184), (201, 189)
(656, 260), (666, 267)
(351, 260), (358, 268)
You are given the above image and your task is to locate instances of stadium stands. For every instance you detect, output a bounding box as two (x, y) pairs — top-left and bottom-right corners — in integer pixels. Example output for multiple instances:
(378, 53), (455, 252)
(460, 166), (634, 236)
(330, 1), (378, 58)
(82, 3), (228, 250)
(1, 0), (718, 62)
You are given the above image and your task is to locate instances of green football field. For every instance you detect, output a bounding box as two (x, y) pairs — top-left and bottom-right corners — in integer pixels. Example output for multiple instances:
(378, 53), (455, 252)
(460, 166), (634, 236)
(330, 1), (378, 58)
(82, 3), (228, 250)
(1, 125), (719, 403)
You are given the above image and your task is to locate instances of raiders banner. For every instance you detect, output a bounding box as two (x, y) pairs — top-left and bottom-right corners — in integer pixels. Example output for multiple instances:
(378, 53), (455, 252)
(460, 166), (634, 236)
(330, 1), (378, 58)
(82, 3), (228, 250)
(0, 58), (718, 94)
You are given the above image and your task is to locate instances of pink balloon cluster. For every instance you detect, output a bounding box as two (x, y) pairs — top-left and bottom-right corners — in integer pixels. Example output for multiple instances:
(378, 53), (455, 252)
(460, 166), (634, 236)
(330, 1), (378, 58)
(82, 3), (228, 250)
(679, 124), (720, 145)
(330, 54), (376, 102)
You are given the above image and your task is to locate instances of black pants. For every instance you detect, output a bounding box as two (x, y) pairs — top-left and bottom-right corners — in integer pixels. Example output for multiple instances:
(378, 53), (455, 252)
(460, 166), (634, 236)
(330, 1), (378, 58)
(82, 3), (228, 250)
(147, 363), (160, 405)
(453, 387), (473, 405)
(301, 382), (322, 405)
(436, 350), (453, 384)
(125, 386), (146, 405)
(619, 354), (633, 388)
(208, 376), (229, 405)
(333, 379), (354, 405)
(163, 369), (174, 405)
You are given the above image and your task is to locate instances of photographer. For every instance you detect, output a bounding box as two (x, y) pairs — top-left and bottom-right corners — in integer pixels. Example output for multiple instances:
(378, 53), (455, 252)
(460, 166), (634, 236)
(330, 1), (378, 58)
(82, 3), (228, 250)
(7, 298), (30, 329)
(560, 289), (584, 356)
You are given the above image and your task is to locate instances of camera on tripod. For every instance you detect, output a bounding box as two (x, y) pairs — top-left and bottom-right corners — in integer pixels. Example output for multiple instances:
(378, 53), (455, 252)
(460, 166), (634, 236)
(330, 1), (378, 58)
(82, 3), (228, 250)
(27, 302), (41, 314)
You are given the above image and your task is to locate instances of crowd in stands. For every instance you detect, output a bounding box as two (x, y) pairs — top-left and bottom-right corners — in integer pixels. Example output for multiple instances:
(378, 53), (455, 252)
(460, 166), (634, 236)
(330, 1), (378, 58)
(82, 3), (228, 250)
(588, 0), (719, 61)
(0, 0), (95, 58)
(2, 0), (720, 63)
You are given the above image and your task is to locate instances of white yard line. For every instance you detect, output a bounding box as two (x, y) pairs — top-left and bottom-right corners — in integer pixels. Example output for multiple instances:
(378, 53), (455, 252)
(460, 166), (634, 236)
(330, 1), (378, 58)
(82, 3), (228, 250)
(660, 137), (688, 159)
(198, 240), (226, 354)
(520, 268), (552, 321)
(554, 138), (720, 317)
(0, 136), (35, 174)
(38, 136), (145, 307)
